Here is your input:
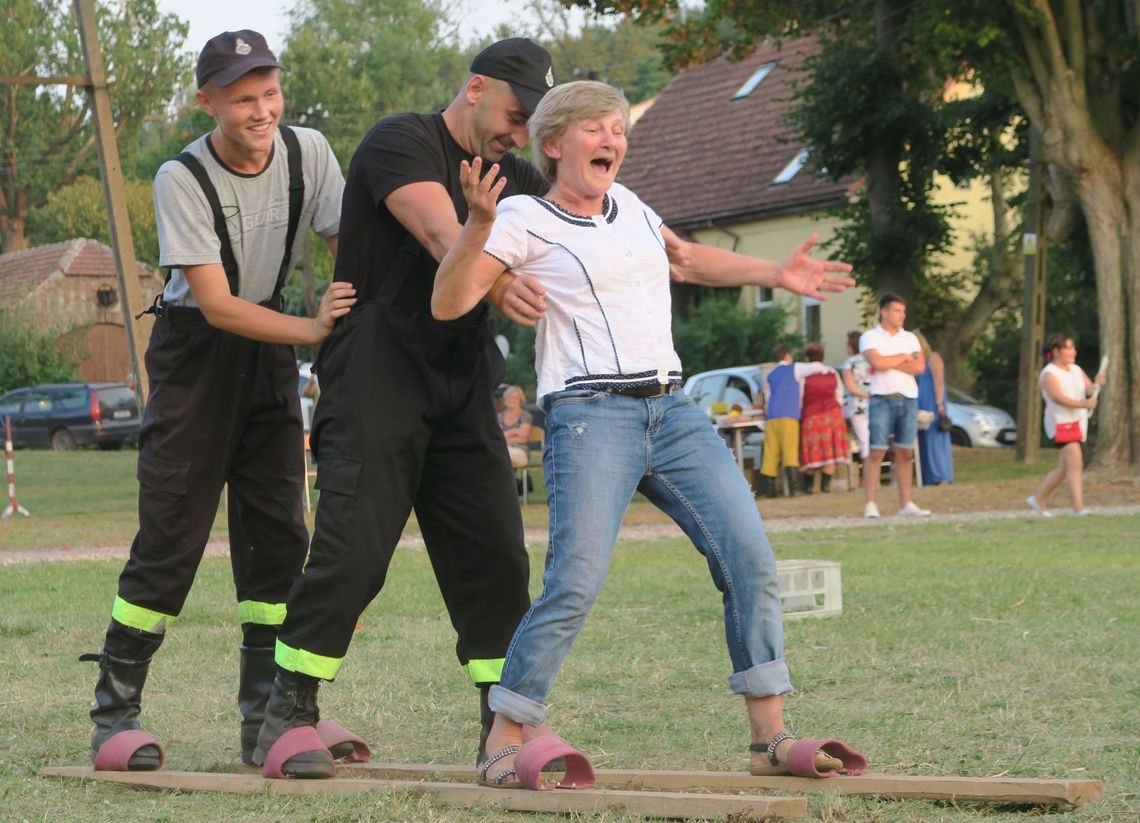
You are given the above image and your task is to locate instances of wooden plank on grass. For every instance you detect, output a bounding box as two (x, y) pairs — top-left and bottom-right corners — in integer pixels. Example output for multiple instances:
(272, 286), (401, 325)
(341, 762), (1104, 808)
(39, 767), (805, 820)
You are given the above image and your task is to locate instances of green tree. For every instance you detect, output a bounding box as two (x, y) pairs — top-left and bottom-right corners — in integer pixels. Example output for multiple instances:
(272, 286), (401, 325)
(26, 175), (158, 265)
(521, 0), (672, 104)
(0, 311), (80, 393)
(971, 222), (1100, 420)
(671, 297), (795, 376)
(0, 0), (191, 253)
(962, 1), (1138, 467)
(278, 0), (467, 170)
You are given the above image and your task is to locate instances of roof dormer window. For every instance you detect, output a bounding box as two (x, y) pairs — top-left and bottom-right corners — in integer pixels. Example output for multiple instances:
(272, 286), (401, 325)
(773, 148), (809, 184)
(732, 62), (776, 100)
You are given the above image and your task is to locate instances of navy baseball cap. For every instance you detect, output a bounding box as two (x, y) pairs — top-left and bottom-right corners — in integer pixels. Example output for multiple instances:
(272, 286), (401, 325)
(196, 30), (284, 88)
(470, 38), (555, 115)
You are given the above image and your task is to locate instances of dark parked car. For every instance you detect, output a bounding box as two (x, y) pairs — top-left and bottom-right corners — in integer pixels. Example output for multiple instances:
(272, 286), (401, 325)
(0, 382), (140, 451)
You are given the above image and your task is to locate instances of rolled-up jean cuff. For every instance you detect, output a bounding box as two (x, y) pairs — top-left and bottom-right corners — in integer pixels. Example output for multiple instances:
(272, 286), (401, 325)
(727, 659), (794, 698)
(488, 684), (548, 727)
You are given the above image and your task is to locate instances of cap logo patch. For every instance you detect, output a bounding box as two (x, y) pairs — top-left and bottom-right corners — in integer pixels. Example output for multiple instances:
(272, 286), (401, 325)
(545, 66), (554, 88)
(235, 38), (252, 56)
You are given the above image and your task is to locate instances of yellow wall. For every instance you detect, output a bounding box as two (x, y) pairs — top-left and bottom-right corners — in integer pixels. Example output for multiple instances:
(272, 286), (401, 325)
(688, 172), (996, 366)
(691, 213), (863, 365)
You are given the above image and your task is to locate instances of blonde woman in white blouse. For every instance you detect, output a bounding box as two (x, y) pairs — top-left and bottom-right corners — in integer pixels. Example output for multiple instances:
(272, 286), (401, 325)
(1027, 333), (1106, 517)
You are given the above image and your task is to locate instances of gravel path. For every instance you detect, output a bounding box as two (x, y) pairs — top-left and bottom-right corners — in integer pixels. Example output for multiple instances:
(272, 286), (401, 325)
(3, 504), (1136, 567)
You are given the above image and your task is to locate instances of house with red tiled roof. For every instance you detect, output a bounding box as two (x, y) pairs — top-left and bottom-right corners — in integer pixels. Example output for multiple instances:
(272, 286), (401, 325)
(0, 239), (163, 382)
(620, 37), (992, 361)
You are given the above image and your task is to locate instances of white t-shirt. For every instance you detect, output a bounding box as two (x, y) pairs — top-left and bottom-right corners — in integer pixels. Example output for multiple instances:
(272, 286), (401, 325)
(859, 325), (921, 398)
(155, 126), (343, 306)
(1040, 362), (1088, 440)
(483, 182), (681, 400)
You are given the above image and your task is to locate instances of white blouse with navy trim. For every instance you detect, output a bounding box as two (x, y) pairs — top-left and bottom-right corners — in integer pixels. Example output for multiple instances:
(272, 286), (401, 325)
(483, 182), (683, 401)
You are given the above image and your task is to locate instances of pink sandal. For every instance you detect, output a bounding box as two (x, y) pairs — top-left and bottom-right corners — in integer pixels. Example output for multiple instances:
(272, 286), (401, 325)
(513, 734), (596, 790)
(315, 719), (370, 763)
(92, 729), (164, 771)
(261, 726), (334, 779)
(750, 732), (866, 778)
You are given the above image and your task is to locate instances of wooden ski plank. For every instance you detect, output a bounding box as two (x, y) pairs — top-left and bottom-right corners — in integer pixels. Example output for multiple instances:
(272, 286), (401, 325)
(342, 762), (1104, 808)
(39, 767), (805, 821)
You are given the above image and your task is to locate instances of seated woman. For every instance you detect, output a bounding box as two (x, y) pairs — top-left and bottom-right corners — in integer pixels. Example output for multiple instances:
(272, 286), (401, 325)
(432, 81), (865, 789)
(498, 385), (533, 468)
(799, 342), (849, 493)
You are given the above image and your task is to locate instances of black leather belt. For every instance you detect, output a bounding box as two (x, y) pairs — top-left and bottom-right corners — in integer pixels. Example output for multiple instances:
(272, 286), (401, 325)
(606, 383), (679, 398)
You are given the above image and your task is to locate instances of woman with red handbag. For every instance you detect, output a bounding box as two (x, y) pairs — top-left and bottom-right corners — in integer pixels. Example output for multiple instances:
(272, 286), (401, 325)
(1027, 334), (1106, 517)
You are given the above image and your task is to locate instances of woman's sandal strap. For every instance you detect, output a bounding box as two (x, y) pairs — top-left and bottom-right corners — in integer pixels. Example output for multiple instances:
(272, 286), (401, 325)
(749, 731), (797, 766)
(478, 745), (521, 783)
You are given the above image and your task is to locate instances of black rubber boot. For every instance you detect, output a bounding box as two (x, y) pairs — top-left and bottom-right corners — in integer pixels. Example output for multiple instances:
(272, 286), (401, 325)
(252, 668), (333, 778)
(756, 474), (776, 498)
(820, 473), (832, 493)
(86, 652), (161, 770)
(238, 646), (275, 765)
(477, 684), (493, 766)
(802, 473), (814, 494)
(784, 468), (799, 496)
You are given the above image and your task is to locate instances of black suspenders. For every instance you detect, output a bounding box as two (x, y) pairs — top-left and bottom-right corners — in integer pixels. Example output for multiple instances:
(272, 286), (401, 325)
(171, 124), (304, 300)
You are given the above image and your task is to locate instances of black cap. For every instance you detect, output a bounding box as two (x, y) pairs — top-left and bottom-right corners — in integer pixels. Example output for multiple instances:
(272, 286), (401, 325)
(196, 30), (284, 89)
(469, 38), (554, 115)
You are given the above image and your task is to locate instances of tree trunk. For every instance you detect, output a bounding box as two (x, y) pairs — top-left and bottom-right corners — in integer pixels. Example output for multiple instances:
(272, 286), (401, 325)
(866, 0), (914, 302)
(1068, 159), (1134, 467)
(1, 215), (28, 253)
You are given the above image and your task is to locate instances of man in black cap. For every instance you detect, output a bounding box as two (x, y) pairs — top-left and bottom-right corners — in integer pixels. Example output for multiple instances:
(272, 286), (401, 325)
(254, 38), (557, 779)
(84, 29), (358, 772)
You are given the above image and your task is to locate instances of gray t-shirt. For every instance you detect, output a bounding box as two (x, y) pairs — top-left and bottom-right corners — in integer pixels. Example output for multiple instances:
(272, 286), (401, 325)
(154, 126), (343, 306)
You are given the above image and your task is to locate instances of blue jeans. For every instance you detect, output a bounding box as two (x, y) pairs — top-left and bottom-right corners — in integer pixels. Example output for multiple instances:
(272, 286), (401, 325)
(868, 394), (918, 451)
(489, 389), (792, 726)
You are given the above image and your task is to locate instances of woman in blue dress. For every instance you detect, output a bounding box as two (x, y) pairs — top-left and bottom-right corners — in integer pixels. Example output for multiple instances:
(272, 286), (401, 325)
(915, 331), (953, 484)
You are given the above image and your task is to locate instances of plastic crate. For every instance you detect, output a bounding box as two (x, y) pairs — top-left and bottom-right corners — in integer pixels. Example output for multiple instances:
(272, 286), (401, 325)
(776, 559), (842, 619)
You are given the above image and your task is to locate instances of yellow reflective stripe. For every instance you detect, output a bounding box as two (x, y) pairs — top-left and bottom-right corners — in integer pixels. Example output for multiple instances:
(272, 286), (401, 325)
(238, 600), (287, 626)
(111, 596), (174, 633)
(464, 658), (505, 685)
(274, 639), (342, 681)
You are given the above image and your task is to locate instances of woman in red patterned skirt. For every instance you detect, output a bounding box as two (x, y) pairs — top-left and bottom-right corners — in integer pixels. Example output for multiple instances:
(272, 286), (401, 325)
(799, 342), (850, 493)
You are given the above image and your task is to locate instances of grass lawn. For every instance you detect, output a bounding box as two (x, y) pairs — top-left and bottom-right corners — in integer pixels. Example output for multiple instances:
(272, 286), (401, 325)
(4, 445), (1131, 551)
(1, 515), (1137, 821)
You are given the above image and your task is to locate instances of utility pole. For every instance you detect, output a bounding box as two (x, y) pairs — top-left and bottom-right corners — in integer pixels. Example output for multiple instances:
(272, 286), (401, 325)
(1015, 127), (1047, 463)
(74, 0), (149, 404)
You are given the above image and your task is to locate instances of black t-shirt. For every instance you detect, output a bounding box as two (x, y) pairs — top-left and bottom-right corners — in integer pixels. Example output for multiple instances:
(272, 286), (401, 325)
(336, 111), (549, 317)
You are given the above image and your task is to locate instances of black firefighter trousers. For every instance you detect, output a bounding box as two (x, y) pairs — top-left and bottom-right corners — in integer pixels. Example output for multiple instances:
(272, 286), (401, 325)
(106, 306), (308, 659)
(274, 302), (531, 686)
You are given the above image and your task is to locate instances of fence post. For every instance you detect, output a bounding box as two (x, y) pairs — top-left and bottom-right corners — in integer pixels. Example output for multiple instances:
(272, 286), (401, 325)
(2, 415), (31, 519)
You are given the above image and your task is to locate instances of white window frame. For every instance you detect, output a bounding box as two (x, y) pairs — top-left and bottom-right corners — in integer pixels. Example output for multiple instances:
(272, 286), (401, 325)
(773, 148), (810, 184)
(732, 62), (777, 100)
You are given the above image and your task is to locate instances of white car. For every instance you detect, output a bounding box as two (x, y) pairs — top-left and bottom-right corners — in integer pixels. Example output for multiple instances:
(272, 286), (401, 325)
(944, 387), (1017, 447)
(683, 365), (770, 419)
(297, 361), (315, 432)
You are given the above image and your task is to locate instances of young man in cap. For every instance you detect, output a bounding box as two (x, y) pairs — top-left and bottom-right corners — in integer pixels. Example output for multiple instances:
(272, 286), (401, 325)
(84, 29), (357, 772)
(254, 37), (556, 779)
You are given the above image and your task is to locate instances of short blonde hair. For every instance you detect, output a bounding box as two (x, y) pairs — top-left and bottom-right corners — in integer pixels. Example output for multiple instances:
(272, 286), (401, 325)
(529, 80), (630, 181)
(503, 385), (526, 404)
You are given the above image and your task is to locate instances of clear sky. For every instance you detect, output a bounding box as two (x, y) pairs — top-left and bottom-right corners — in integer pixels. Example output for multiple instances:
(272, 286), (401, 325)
(155, 0), (554, 56)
